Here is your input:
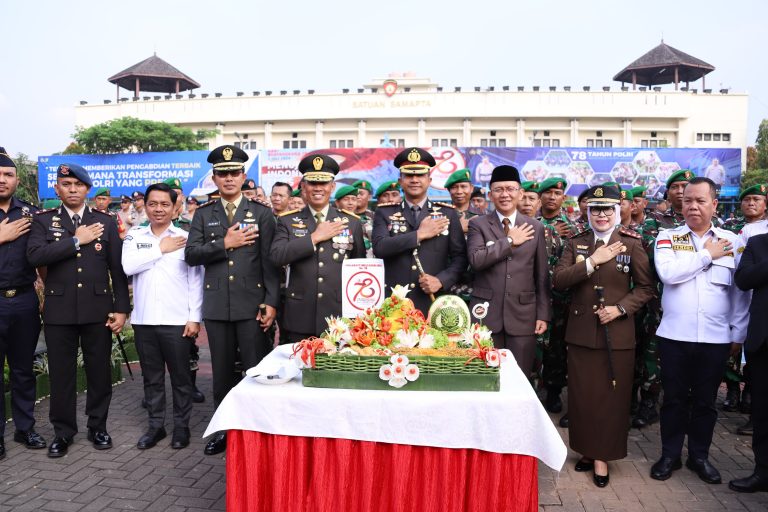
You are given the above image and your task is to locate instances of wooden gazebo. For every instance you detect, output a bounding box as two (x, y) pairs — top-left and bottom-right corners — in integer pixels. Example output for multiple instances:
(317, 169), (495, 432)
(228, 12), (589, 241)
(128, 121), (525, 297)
(613, 42), (715, 91)
(108, 54), (200, 99)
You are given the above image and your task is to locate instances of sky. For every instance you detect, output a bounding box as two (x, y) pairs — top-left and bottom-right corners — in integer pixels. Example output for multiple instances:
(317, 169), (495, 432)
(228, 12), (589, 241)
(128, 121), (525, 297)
(1, 0), (766, 159)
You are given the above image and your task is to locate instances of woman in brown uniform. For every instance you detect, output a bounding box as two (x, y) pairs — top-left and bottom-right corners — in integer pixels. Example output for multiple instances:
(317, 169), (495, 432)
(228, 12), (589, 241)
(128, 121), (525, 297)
(553, 185), (654, 487)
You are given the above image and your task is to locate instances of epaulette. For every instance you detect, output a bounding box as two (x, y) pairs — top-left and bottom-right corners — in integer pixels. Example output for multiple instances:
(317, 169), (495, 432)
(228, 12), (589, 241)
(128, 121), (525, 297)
(17, 198), (37, 209)
(375, 202), (399, 208)
(248, 197), (272, 209)
(35, 208), (57, 215)
(569, 227), (593, 239)
(434, 202), (455, 209)
(278, 208), (301, 217)
(92, 208), (115, 217)
(339, 209), (360, 219)
(618, 225), (641, 239)
(197, 200), (216, 209)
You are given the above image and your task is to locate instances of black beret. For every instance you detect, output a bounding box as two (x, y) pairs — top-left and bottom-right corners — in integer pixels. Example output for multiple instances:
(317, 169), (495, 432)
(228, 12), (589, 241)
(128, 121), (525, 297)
(489, 165), (521, 184)
(57, 163), (92, 187)
(0, 147), (15, 168)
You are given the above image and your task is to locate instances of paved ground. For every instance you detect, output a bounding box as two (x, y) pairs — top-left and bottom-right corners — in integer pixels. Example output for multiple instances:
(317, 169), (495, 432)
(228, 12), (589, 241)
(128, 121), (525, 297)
(1, 332), (766, 511)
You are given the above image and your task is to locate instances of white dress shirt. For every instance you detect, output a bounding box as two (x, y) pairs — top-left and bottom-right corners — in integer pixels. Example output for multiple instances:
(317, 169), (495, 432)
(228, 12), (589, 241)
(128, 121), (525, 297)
(121, 224), (203, 325)
(654, 223), (749, 344)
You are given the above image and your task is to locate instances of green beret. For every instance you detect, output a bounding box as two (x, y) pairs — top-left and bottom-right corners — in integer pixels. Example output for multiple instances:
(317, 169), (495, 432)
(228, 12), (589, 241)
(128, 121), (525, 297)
(162, 177), (183, 190)
(666, 169), (694, 188)
(619, 189), (634, 201)
(538, 177), (567, 193)
(352, 180), (373, 193)
(630, 186), (647, 198)
(42, 199), (62, 209)
(521, 181), (540, 194)
(94, 187), (110, 197)
(291, 188), (302, 197)
(601, 181), (621, 190)
(334, 185), (358, 201)
(739, 183), (768, 202)
(444, 168), (472, 190)
(375, 181), (401, 199)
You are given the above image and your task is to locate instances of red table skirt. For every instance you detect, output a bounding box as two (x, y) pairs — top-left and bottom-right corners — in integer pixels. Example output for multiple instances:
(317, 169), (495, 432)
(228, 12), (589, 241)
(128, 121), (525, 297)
(227, 430), (538, 512)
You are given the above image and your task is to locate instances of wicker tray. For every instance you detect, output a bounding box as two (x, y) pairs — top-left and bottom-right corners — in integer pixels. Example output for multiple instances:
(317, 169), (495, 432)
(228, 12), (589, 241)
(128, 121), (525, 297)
(302, 353), (500, 392)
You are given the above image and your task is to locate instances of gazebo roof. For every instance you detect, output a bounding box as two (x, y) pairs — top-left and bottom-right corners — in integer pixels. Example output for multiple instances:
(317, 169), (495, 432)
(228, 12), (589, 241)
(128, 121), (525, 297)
(108, 54), (200, 93)
(613, 42), (715, 86)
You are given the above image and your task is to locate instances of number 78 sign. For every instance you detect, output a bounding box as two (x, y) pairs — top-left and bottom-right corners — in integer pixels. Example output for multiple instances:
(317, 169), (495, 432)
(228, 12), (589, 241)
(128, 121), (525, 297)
(342, 259), (385, 317)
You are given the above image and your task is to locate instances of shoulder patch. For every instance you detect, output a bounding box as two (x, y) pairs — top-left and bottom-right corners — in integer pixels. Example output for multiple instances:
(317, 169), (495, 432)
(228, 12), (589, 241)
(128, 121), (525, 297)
(197, 200), (216, 209)
(434, 201), (455, 209)
(618, 226), (641, 239)
(35, 208), (57, 215)
(569, 227), (593, 239)
(248, 197), (272, 209)
(339, 209), (360, 219)
(278, 208), (301, 217)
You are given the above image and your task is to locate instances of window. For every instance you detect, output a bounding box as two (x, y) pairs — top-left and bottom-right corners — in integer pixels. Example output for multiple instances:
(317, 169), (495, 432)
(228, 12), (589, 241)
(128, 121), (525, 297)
(234, 141), (257, 150)
(704, 133), (712, 141)
(723, 133), (731, 142)
(380, 138), (405, 147)
(586, 139), (612, 148)
(480, 138), (506, 147)
(533, 138), (559, 147)
(430, 138), (458, 147)
(282, 140), (307, 149)
(696, 132), (731, 143)
(329, 139), (354, 149)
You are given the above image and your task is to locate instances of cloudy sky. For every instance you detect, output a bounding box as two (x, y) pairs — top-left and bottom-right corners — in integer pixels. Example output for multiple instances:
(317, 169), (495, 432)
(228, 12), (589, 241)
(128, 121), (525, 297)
(1, 0), (765, 158)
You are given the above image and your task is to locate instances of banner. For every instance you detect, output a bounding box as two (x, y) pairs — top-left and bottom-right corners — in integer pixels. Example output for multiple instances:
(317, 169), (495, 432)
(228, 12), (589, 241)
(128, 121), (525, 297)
(342, 259), (385, 318)
(38, 146), (741, 200)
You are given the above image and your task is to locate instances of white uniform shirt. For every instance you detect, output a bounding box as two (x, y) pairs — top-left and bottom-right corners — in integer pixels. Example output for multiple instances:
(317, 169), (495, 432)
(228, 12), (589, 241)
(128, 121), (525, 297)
(654, 223), (749, 344)
(121, 224), (203, 325)
(738, 219), (768, 244)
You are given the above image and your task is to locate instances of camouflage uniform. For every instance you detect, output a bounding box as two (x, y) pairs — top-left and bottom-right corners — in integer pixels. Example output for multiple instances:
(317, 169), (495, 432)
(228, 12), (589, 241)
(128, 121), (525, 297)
(449, 208), (479, 302)
(537, 212), (572, 400)
(720, 216), (748, 408)
(358, 208), (375, 256)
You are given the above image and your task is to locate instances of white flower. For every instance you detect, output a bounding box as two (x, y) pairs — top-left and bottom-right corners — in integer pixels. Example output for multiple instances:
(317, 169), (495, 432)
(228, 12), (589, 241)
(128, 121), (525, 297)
(388, 376), (408, 388)
(325, 316), (351, 344)
(404, 364), (420, 381)
(394, 329), (419, 348)
(418, 333), (435, 349)
(390, 285), (411, 301)
(485, 350), (501, 367)
(460, 324), (493, 347)
(379, 364), (394, 381)
(390, 354), (409, 366)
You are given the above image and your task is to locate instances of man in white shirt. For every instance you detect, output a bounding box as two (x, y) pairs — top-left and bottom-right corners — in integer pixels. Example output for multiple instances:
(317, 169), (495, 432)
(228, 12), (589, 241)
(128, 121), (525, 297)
(650, 177), (749, 484)
(122, 183), (203, 450)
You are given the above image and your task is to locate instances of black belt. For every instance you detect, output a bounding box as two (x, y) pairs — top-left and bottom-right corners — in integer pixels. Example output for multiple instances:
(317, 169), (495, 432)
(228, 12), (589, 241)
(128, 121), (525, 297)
(0, 285), (33, 298)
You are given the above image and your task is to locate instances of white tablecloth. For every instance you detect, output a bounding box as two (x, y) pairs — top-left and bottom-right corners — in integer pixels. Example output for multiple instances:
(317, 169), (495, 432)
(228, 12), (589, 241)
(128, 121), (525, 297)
(204, 344), (567, 471)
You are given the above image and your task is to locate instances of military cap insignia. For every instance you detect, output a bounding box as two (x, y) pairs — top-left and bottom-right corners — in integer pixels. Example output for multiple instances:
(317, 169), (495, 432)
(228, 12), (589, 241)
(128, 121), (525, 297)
(222, 147), (234, 161)
(59, 165), (70, 175)
(684, 171), (692, 179)
(762, 185), (766, 193)
(620, 190), (627, 199)
(556, 181), (563, 189)
(174, 179), (180, 187)
(407, 149), (421, 163)
(594, 187), (604, 197)
(313, 156), (323, 171)
(465, 171), (470, 179)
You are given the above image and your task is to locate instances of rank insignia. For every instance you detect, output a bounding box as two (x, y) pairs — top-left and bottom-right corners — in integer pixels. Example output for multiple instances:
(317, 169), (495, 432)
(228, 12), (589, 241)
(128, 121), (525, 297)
(94, 243), (103, 252)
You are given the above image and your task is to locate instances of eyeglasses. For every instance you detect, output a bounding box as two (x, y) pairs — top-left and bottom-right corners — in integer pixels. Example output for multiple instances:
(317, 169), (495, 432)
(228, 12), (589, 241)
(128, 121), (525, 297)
(589, 207), (615, 217)
(490, 186), (521, 195)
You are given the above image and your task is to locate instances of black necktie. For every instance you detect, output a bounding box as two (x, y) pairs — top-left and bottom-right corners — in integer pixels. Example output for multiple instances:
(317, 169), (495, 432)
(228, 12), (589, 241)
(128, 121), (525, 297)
(72, 214), (81, 229)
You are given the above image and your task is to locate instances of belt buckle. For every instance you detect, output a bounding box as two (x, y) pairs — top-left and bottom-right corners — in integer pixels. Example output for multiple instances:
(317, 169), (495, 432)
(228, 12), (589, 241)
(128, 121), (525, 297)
(4, 289), (16, 298)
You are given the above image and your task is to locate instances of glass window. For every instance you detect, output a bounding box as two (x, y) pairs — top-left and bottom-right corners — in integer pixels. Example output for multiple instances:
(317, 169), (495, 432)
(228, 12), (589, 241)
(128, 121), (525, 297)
(697, 133), (703, 141)
(595, 140), (603, 148)
(586, 139), (594, 147)
(498, 139), (506, 147)
(330, 140), (337, 148)
(283, 141), (290, 149)
(650, 140), (658, 148)
(604, 140), (612, 148)
(713, 134), (721, 141)
(703, 133), (712, 141)
(300, 141), (307, 148)
(723, 133), (731, 142)
(641, 140), (649, 148)
(480, 138), (488, 146)
(533, 139), (542, 147)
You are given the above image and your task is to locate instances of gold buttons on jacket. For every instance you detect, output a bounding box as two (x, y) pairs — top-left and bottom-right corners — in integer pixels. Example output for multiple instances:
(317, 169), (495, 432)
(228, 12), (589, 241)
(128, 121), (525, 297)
(228, 261), (234, 267)
(318, 277), (324, 283)
(77, 283), (82, 288)
(77, 253), (82, 258)
(317, 292), (323, 298)
(229, 276), (234, 281)
(411, 265), (417, 271)
(77, 268), (82, 273)
(319, 262), (324, 268)
(319, 247), (324, 253)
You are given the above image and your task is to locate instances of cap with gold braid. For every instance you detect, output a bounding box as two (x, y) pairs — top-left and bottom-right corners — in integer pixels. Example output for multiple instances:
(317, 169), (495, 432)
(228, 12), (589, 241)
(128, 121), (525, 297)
(298, 153), (339, 183)
(0, 147), (15, 168)
(207, 144), (249, 172)
(393, 147), (436, 175)
(585, 185), (621, 207)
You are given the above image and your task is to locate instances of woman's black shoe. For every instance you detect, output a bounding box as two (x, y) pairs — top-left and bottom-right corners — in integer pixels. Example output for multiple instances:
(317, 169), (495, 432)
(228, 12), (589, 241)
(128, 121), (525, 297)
(593, 471), (610, 488)
(575, 459), (594, 472)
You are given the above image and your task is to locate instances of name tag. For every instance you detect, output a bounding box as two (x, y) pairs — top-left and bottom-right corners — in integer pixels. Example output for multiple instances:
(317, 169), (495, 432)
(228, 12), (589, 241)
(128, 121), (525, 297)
(137, 243), (153, 249)
(207, 221), (221, 227)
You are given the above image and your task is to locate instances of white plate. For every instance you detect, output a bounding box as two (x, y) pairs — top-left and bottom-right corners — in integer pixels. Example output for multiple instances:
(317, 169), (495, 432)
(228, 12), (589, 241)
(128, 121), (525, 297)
(253, 373), (295, 385)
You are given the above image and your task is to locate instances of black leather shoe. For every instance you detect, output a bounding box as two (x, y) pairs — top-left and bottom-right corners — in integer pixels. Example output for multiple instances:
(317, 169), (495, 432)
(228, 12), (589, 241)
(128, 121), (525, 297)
(729, 473), (768, 493)
(593, 471), (610, 488)
(737, 417), (754, 436)
(722, 383), (741, 412)
(545, 388), (563, 413)
(191, 388), (205, 403)
(171, 428), (190, 449)
(0, 438), (5, 460)
(575, 459), (594, 472)
(14, 430), (46, 449)
(87, 429), (113, 450)
(686, 457), (722, 484)
(632, 400), (659, 429)
(137, 427), (166, 450)
(558, 413), (569, 428)
(47, 436), (72, 458)
(740, 389), (752, 414)
(204, 432), (226, 455)
(650, 456), (682, 480)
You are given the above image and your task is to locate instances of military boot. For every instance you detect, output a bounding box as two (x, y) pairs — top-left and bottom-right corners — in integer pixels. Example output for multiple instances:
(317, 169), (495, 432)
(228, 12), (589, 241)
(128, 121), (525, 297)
(545, 387), (563, 414)
(722, 381), (741, 412)
(740, 386), (752, 414)
(632, 396), (659, 428)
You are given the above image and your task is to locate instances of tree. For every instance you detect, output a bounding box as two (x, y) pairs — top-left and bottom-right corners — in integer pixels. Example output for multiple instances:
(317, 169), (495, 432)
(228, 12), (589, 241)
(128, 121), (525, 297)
(70, 117), (218, 154)
(739, 167), (768, 190)
(756, 119), (768, 170)
(11, 154), (40, 204)
(746, 146), (757, 171)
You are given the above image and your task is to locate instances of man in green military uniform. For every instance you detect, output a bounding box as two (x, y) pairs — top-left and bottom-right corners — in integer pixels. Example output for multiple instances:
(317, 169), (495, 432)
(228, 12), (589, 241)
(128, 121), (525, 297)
(444, 169), (479, 235)
(537, 177), (573, 424)
(334, 185), (360, 212)
(619, 189), (634, 227)
(375, 181), (402, 205)
(574, 188), (590, 233)
(352, 180), (375, 254)
(270, 154), (365, 342)
(92, 187), (111, 212)
(630, 186), (648, 227)
(518, 181), (540, 217)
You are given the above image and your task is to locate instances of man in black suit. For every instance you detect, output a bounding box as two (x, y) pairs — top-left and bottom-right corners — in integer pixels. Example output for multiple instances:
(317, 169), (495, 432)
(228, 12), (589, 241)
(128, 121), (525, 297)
(27, 163), (130, 458)
(185, 145), (279, 455)
(270, 154), (365, 342)
(372, 148), (467, 315)
(731, 232), (768, 492)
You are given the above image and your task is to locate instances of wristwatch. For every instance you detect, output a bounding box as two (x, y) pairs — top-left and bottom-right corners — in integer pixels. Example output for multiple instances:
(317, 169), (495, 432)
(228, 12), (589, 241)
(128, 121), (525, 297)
(72, 236), (80, 250)
(616, 304), (627, 317)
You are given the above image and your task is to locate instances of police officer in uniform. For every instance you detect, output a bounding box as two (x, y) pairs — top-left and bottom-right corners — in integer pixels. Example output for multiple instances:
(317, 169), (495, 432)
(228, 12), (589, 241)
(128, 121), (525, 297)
(27, 163), (130, 458)
(270, 154), (365, 341)
(0, 148), (46, 458)
(372, 148), (467, 315)
(184, 145), (279, 455)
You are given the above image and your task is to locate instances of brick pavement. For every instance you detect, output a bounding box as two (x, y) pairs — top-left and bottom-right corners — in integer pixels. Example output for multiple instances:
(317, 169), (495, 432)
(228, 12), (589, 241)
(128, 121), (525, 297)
(2, 332), (767, 511)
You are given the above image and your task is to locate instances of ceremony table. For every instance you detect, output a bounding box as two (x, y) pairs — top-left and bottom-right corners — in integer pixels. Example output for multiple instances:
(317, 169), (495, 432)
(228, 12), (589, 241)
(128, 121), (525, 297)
(204, 344), (567, 512)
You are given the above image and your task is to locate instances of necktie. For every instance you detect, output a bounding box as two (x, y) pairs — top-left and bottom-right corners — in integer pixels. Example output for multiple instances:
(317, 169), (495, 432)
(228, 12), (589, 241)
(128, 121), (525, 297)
(595, 239), (605, 249)
(315, 212), (324, 224)
(72, 213), (81, 229)
(226, 202), (236, 224)
(502, 218), (511, 236)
